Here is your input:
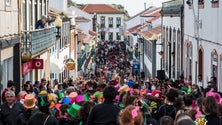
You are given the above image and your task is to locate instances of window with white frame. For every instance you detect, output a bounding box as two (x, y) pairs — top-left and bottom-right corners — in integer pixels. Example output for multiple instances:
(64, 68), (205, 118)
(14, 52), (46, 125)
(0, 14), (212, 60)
(108, 17), (113, 28)
(116, 32), (120, 40)
(116, 17), (121, 28)
(6, 0), (11, 6)
(109, 32), (113, 40)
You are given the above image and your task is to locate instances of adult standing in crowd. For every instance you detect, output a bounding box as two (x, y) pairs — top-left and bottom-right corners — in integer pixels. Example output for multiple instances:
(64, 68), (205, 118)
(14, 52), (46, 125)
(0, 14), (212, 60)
(1, 80), (15, 103)
(16, 94), (36, 125)
(0, 90), (24, 125)
(28, 94), (59, 125)
(86, 85), (120, 125)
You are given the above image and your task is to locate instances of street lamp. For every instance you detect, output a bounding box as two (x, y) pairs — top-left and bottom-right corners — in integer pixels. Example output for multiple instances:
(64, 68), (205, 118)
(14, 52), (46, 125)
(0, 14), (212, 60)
(55, 16), (62, 38)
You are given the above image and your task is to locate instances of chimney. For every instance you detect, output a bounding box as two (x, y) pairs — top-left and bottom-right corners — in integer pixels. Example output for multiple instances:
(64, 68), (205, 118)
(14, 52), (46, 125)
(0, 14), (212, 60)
(144, 2), (146, 10)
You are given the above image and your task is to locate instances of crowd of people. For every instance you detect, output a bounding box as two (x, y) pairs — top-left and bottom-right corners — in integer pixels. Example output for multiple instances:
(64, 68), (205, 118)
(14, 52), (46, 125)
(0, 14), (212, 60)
(0, 41), (222, 125)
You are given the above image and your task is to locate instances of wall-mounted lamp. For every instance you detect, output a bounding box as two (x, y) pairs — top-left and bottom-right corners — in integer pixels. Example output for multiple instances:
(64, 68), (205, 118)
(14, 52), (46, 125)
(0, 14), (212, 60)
(55, 16), (62, 38)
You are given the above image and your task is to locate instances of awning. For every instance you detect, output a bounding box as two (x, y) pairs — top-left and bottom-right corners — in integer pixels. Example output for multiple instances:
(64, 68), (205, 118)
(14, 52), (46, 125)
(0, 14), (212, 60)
(50, 58), (64, 73)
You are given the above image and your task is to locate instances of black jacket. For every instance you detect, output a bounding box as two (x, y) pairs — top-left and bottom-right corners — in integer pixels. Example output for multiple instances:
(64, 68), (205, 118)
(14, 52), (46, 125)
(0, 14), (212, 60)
(0, 101), (24, 125)
(86, 102), (120, 125)
(28, 113), (59, 125)
(16, 109), (33, 125)
(205, 115), (222, 125)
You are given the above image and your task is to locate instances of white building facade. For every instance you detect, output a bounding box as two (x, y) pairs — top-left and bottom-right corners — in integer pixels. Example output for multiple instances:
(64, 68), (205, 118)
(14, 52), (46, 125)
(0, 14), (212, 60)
(162, 0), (183, 80)
(81, 4), (125, 41)
(0, 0), (20, 91)
(49, 0), (67, 12)
(184, 0), (222, 89)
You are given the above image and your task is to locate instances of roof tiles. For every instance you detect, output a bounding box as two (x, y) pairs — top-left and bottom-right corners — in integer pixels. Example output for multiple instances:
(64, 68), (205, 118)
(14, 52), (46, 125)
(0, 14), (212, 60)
(80, 4), (124, 14)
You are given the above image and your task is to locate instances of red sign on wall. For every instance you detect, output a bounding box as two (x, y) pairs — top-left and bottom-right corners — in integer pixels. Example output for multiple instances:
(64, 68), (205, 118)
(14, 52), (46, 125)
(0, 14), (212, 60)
(22, 59), (44, 75)
(22, 61), (33, 75)
(33, 59), (44, 69)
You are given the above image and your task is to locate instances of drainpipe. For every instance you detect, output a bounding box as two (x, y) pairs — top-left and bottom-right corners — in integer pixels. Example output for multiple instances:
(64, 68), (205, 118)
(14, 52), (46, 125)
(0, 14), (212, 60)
(18, 0), (23, 93)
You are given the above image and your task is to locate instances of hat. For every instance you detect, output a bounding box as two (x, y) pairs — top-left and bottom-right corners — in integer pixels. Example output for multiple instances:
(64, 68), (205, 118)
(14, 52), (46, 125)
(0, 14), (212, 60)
(93, 91), (103, 99)
(61, 97), (72, 105)
(37, 94), (50, 107)
(67, 104), (81, 118)
(23, 94), (36, 109)
(39, 90), (48, 95)
(55, 103), (62, 111)
(19, 91), (27, 100)
(127, 80), (134, 87)
(118, 85), (130, 94)
(75, 95), (85, 104)
(151, 90), (162, 100)
(59, 93), (65, 99)
(49, 101), (56, 109)
(83, 94), (90, 101)
(181, 86), (188, 93)
(48, 93), (58, 103)
(69, 92), (78, 99)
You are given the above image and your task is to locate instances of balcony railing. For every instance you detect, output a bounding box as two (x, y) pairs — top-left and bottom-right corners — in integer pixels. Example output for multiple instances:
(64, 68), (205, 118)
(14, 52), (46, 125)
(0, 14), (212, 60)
(22, 27), (56, 58)
(78, 52), (87, 71)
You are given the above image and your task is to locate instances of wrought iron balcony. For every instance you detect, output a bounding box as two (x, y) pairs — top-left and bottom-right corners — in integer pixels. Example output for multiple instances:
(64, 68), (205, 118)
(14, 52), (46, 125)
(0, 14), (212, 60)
(22, 27), (56, 60)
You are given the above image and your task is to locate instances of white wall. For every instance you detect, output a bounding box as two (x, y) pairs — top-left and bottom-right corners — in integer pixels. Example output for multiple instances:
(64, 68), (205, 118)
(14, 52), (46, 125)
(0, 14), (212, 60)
(97, 13), (125, 41)
(67, 6), (93, 29)
(0, 0), (18, 36)
(126, 16), (143, 30)
(184, 0), (222, 88)
(77, 22), (91, 35)
(49, 0), (67, 12)
(163, 16), (181, 79)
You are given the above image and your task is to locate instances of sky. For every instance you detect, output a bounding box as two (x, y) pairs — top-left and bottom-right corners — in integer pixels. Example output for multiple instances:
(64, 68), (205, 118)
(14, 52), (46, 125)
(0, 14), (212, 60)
(73, 0), (168, 16)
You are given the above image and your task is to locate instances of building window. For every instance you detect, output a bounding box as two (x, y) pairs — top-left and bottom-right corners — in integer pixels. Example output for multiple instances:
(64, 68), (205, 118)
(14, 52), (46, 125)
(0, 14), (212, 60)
(177, 30), (181, 78)
(116, 17), (121, 28)
(220, 55), (222, 91)
(186, 43), (192, 81)
(34, 0), (38, 24)
(29, 0), (33, 30)
(108, 17), (113, 28)
(23, 0), (27, 30)
(39, 0), (42, 18)
(42, 0), (45, 16)
(116, 32), (121, 40)
(100, 16), (105, 28)
(109, 32), (113, 40)
(162, 26), (165, 69)
(211, 49), (218, 84)
(198, 0), (204, 9)
(6, 0), (11, 6)
(211, 0), (219, 8)
(165, 27), (168, 72)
